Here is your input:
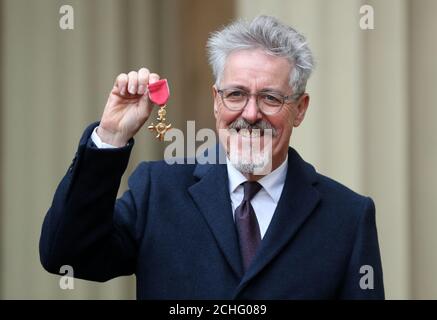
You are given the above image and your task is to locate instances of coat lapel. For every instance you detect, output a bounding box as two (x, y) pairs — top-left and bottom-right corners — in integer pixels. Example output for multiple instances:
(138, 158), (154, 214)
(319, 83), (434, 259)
(188, 158), (244, 278)
(234, 148), (321, 296)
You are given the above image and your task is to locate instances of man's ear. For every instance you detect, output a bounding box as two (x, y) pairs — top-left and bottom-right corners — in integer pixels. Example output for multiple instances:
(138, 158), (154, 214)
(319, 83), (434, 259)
(293, 94), (310, 127)
(212, 85), (219, 116)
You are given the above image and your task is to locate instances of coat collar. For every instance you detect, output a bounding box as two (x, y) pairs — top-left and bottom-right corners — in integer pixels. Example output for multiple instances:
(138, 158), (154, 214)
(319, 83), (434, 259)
(188, 146), (321, 289)
(189, 144), (243, 277)
(234, 147), (320, 296)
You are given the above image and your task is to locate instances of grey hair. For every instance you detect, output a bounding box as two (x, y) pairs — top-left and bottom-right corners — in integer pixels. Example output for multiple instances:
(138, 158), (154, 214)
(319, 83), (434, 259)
(206, 15), (314, 96)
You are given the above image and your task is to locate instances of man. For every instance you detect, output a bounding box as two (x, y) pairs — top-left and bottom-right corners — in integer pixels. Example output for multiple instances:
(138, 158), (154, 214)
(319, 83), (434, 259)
(40, 15), (384, 299)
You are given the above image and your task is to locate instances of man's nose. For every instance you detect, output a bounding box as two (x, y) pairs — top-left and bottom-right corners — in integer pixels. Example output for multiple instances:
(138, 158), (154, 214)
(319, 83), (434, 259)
(242, 95), (263, 124)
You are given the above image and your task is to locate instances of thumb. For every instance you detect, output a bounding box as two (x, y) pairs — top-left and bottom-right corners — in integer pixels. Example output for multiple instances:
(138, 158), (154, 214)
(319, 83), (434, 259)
(148, 73), (160, 85)
(146, 73), (163, 108)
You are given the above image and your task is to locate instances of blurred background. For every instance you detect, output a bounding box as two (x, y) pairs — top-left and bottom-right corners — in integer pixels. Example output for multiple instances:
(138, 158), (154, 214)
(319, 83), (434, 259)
(0, 0), (436, 299)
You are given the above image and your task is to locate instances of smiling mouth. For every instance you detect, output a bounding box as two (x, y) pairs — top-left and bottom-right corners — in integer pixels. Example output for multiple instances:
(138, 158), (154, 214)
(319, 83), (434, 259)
(231, 128), (265, 138)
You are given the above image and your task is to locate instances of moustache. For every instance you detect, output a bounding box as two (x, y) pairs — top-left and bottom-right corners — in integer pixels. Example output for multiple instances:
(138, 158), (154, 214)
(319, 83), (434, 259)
(228, 118), (278, 137)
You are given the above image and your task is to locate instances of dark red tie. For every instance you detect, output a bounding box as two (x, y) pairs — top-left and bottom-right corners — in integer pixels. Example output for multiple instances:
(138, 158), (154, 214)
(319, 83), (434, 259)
(235, 181), (262, 272)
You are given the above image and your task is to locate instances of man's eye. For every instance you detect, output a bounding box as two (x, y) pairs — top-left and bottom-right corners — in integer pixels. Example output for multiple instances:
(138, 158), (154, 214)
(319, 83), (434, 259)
(225, 90), (245, 99)
(262, 94), (282, 104)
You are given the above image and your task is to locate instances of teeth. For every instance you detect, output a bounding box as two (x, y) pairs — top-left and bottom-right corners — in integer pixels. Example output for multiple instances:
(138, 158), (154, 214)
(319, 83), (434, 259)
(239, 129), (251, 137)
(236, 129), (263, 138)
(251, 129), (261, 138)
(229, 128), (265, 138)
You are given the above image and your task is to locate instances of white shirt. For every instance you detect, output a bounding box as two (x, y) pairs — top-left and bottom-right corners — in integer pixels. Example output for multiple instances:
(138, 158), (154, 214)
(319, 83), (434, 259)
(92, 127), (288, 238)
(91, 127), (119, 149)
(226, 156), (288, 239)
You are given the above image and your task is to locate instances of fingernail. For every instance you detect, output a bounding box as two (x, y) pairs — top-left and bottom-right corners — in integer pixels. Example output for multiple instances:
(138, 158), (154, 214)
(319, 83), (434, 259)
(129, 86), (136, 94)
(138, 85), (145, 94)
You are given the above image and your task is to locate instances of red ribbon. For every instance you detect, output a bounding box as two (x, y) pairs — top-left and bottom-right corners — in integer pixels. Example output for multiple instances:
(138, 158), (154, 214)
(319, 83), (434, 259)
(148, 79), (170, 106)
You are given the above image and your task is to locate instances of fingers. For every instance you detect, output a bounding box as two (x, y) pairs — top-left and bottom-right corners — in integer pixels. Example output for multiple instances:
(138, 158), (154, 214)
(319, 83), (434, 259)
(115, 73), (128, 96)
(127, 71), (138, 95)
(138, 68), (151, 95)
(149, 73), (160, 85)
(114, 68), (161, 97)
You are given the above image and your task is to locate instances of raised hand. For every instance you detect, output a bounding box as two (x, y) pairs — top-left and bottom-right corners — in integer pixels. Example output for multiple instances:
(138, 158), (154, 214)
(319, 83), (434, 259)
(97, 68), (160, 147)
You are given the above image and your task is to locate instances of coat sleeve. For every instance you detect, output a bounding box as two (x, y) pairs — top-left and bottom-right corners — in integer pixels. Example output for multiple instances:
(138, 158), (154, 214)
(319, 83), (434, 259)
(338, 197), (385, 299)
(39, 122), (150, 282)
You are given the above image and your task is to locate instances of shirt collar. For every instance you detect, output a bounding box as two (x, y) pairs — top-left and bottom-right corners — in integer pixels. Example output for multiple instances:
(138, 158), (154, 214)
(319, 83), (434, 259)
(227, 159), (247, 194)
(226, 155), (288, 204)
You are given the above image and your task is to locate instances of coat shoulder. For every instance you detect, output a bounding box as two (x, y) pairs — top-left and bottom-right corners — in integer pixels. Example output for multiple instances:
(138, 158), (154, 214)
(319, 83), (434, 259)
(312, 170), (375, 221)
(292, 147), (372, 209)
(316, 173), (370, 202)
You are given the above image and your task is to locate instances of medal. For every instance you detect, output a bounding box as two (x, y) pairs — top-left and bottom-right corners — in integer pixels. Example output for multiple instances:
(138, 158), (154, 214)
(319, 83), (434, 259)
(147, 79), (172, 141)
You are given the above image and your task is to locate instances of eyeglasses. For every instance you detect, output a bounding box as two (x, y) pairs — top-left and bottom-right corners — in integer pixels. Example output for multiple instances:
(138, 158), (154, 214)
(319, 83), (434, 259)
(217, 88), (301, 115)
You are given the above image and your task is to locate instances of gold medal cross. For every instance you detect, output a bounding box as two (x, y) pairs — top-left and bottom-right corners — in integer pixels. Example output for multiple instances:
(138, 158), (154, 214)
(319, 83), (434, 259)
(148, 106), (172, 141)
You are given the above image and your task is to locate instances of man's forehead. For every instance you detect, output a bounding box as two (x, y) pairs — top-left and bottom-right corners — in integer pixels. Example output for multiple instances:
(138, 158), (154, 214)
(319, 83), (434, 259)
(222, 50), (292, 90)
(225, 49), (290, 66)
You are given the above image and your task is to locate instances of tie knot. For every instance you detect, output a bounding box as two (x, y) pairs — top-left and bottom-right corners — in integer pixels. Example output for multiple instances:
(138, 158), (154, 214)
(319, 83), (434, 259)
(242, 181), (262, 201)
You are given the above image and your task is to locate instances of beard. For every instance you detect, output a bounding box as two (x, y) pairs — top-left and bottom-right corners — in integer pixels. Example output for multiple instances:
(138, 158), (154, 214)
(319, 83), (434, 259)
(225, 118), (277, 175)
